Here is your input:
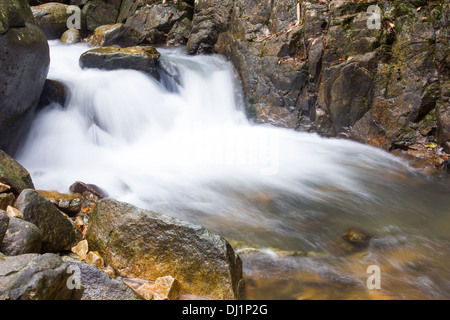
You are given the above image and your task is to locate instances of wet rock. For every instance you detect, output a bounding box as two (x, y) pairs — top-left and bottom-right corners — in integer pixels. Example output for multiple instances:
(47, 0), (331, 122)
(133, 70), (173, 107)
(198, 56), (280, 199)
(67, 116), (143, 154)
(341, 229), (372, 248)
(0, 150), (34, 195)
(0, 193), (15, 211)
(37, 79), (68, 111)
(0, 217), (43, 255)
(61, 28), (80, 43)
(0, 211), (8, 245)
(37, 190), (82, 216)
(85, 198), (245, 300)
(88, 23), (145, 47)
(166, 17), (191, 46)
(62, 256), (144, 300)
(0, 253), (83, 300)
(0, 1), (49, 151)
(79, 46), (161, 79)
(69, 181), (108, 199)
(14, 189), (82, 253)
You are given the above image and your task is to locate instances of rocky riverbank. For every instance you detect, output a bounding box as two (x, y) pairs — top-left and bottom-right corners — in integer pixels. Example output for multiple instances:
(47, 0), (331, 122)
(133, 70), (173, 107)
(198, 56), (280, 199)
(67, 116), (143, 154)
(0, 149), (245, 300)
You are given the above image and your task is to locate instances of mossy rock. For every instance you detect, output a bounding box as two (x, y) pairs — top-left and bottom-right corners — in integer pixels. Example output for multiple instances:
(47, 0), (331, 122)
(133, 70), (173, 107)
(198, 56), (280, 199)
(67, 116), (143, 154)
(0, 150), (34, 195)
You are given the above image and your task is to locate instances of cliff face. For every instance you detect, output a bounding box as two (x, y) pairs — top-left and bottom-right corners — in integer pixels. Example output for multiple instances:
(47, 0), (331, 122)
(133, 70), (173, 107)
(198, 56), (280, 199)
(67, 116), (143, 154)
(208, 0), (449, 169)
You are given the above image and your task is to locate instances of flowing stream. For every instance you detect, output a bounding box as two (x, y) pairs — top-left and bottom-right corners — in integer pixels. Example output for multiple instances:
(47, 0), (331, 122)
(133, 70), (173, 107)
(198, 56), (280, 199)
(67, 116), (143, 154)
(17, 41), (450, 300)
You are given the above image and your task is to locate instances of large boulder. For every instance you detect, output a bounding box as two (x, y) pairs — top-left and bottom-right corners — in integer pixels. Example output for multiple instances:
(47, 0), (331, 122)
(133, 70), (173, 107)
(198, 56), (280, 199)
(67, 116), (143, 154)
(0, 0), (49, 151)
(88, 23), (145, 47)
(0, 217), (43, 255)
(0, 253), (83, 300)
(85, 198), (245, 300)
(31, 2), (79, 39)
(79, 46), (161, 79)
(0, 150), (35, 195)
(14, 189), (82, 253)
(62, 256), (144, 300)
(82, 0), (121, 33)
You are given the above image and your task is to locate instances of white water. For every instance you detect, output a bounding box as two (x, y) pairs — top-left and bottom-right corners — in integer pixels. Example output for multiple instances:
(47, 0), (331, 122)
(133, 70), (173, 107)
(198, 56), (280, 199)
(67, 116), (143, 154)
(16, 41), (450, 299)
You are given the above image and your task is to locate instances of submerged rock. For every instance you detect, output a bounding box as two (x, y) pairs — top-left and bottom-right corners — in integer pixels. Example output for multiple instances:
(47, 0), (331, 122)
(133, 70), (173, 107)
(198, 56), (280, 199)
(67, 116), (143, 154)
(0, 253), (83, 300)
(79, 46), (161, 79)
(88, 23), (145, 47)
(14, 189), (82, 253)
(36, 79), (68, 110)
(85, 198), (245, 300)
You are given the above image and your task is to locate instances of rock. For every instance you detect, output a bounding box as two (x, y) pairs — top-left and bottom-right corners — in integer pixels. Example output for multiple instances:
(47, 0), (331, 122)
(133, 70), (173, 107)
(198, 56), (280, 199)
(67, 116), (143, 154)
(36, 79), (68, 111)
(0, 217), (43, 255)
(61, 28), (80, 43)
(83, 0), (121, 33)
(166, 17), (191, 46)
(341, 229), (372, 248)
(88, 23), (145, 47)
(125, 2), (188, 44)
(0, 182), (11, 193)
(187, 0), (233, 54)
(0, 1), (49, 151)
(0, 253), (83, 300)
(84, 251), (104, 269)
(0, 211), (9, 245)
(62, 256), (144, 300)
(31, 2), (76, 39)
(6, 206), (23, 219)
(14, 189), (82, 253)
(136, 275), (180, 300)
(0, 193), (15, 211)
(85, 198), (245, 300)
(37, 190), (82, 216)
(79, 46), (161, 79)
(71, 239), (88, 260)
(69, 181), (108, 199)
(0, 150), (34, 195)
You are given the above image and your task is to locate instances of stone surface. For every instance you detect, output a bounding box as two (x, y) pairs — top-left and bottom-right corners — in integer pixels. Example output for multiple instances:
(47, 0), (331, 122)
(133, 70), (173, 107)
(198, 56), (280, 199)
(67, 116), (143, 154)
(0, 150), (34, 195)
(0, 182), (10, 193)
(37, 190), (82, 216)
(79, 46), (161, 79)
(0, 211), (9, 245)
(0, 217), (43, 255)
(0, 253), (83, 300)
(85, 198), (245, 300)
(135, 275), (180, 300)
(83, 0), (121, 33)
(14, 189), (82, 253)
(0, 193), (15, 211)
(88, 23), (144, 47)
(31, 2), (75, 39)
(69, 180), (108, 199)
(0, 1), (49, 151)
(36, 79), (68, 111)
(84, 251), (104, 269)
(6, 206), (23, 219)
(71, 239), (88, 260)
(61, 28), (80, 43)
(62, 256), (144, 300)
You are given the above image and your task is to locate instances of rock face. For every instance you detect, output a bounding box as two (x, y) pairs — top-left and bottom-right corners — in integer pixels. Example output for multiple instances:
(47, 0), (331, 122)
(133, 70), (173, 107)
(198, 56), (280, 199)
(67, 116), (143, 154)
(0, 150), (35, 195)
(0, 253), (83, 300)
(88, 23), (145, 47)
(0, 0), (50, 151)
(62, 256), (144, 300)
(14, 189), (82, 253)
(0, 217), (43, 255)
(85, 198), (245, 300)
(208, 0), (450, 168)
(79, 46), (161, 79)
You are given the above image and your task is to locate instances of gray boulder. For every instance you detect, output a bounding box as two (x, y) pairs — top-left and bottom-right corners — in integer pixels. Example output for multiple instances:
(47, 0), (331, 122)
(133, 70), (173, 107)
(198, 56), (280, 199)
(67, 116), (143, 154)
(0, 211), (9, 245)
(14, 189), (82, 253)
(0, 253), (83, 300)
(0, 150), (35, 195)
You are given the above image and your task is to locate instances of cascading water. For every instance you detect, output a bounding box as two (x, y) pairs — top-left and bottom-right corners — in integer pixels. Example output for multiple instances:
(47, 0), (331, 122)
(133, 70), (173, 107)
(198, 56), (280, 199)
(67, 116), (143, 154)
(17, 41), (450, 299)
